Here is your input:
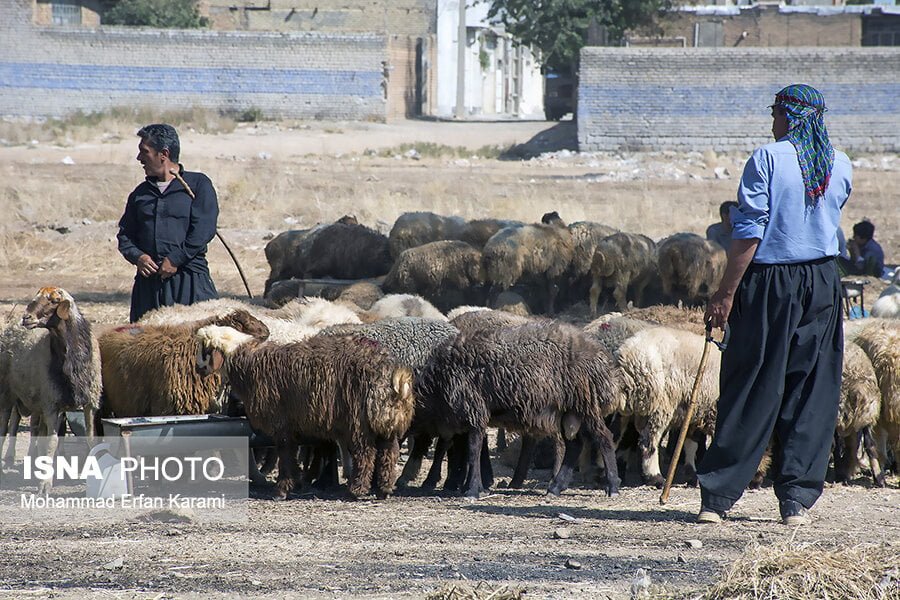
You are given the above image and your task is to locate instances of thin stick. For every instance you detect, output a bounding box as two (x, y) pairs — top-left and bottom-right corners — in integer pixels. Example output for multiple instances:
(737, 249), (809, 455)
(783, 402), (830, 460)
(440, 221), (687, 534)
(660, 327), (713, 505)
(169, 168), (254, 299)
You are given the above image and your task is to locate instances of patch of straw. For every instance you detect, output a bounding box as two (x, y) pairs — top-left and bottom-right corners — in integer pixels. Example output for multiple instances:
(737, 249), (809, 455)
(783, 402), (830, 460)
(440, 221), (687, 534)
(426, 582), (526, 600)
(694, 541), (899, 600)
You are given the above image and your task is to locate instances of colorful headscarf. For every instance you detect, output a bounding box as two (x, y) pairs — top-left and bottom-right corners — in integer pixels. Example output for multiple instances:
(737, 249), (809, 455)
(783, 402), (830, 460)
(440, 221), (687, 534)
(772, 84), (834, 203)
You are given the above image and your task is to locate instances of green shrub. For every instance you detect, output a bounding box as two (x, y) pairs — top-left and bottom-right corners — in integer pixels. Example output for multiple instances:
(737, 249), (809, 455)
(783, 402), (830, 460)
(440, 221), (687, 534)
(103, 0), (208, 28)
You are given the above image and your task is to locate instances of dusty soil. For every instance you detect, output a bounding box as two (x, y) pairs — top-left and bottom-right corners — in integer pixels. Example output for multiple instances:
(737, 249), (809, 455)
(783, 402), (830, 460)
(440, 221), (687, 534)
(0, 119), (897, 599)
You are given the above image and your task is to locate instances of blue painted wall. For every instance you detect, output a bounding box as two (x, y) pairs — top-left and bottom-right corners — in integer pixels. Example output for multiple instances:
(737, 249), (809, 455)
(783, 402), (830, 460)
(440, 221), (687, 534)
(578, 47), (900, 152)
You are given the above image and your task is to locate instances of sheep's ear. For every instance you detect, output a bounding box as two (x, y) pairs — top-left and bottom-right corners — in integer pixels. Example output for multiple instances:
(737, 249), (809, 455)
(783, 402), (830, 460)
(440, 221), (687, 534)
(56, 300), (71, 321)
(211, 349), (225, 373)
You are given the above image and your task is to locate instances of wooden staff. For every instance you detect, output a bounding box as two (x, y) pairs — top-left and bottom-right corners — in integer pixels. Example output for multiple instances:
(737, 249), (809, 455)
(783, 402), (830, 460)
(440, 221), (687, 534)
(169, 168), (254, 299)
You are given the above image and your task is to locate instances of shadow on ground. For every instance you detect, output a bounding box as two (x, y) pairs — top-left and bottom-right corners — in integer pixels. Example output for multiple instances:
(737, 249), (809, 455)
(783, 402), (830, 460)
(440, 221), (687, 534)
(502, 120), (577, 160)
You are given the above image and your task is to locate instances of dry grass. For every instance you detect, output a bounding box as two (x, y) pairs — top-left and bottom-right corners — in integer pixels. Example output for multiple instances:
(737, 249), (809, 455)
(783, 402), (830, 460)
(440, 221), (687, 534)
(426, 582), (526, 600)
(0, 106), (236, 147)
(653, 541), (900, 600)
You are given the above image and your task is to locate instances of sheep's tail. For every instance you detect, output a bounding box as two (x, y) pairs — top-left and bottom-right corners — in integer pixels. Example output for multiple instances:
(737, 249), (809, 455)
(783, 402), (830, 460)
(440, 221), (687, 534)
(368, 367), (415, 438)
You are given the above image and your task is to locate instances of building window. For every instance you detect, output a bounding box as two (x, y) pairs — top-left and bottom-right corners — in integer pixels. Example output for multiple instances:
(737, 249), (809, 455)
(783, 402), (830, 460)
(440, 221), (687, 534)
(52, 2), (82, 26)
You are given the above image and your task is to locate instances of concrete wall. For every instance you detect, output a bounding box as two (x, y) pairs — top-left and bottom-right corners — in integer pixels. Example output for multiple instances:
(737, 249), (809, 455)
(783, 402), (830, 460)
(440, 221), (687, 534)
(1, 0), (387, 120)
(578, 47), (900, 152)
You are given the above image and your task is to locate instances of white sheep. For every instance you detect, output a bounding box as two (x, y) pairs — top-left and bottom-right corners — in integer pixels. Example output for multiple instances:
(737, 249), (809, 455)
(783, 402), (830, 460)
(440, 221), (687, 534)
(0, 288), (101, 494)
(871, 272), (900, 318)
(140, 296), (360, 343)
(363, 294), (447, 322)
(615, 326), (719, 487)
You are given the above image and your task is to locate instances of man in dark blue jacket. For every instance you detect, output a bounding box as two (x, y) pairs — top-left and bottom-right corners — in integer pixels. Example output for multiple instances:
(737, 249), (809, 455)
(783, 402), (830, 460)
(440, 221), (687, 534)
(117, 123), (219, 322)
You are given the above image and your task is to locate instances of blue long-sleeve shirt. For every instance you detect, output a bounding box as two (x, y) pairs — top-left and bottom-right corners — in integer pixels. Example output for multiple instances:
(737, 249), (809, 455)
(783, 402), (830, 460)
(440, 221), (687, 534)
(117, 169), (219, 274)
(731, 138), (852, 264)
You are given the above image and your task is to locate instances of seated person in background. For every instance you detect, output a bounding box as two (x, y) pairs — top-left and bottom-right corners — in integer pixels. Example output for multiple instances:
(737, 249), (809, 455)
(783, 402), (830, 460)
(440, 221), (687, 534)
(839, 220), (885, 276)
(706, 200), (739, 251)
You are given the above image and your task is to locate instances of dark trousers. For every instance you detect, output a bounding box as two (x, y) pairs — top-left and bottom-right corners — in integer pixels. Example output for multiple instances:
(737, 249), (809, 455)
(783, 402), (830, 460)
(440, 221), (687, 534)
(697, 257), (843, 513)
(130, 268), (218, 323)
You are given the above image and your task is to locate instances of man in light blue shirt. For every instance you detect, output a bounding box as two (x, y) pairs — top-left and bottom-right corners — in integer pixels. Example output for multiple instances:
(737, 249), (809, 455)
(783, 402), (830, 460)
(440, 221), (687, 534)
(697, 84), (851, 527)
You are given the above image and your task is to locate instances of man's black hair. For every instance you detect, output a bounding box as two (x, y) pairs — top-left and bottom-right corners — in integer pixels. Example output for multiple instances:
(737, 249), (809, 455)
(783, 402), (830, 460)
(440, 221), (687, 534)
(137, 123), (180, 163)
(853, 220), (875, 241)
(719, 200), (738, 216)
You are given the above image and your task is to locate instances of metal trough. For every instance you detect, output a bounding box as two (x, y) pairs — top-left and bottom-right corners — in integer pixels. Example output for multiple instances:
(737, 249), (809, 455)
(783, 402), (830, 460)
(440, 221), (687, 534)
(65, 412), (273, 448)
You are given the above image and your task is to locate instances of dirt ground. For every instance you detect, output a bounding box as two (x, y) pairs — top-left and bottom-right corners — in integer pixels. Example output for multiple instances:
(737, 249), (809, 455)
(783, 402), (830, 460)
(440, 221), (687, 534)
(0, 118), (898, 599)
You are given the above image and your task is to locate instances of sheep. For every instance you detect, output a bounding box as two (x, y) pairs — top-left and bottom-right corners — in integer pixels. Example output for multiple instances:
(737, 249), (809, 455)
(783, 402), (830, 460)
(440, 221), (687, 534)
(458, 218), (523, 249)
(446, 305), (491, 321)
(99, 310), (272, 419)
(328, 282), (384, 311)
(583, 316), (654, 356)
(493, 291), (531, 316)
(482, 218), (574, 315)
(565, 221), (618, 307)
(833, 342), (885, 487)
(263, 224), (328, 295)
(657, 233), (726, 307)
(0, 287), (101, 493)
(415, 320), (622, 497)
(589, 232), (658, 315)
(382, 240), (486, 312)
(363, 294), (447, 322)
(196, 315), (415, 499)
(568, 221), (619, 282)
(621, 304), (708, 337)
(140, 297), (361, 343)
(615, 326), (720, 487)
(850, 319), (900, 480)
(871, 272), (900, 318)
(388, 212), (467, 259)
(450, 307), (531, 333)
(320, 317), (462, 489)
(304, 222), (392, 280)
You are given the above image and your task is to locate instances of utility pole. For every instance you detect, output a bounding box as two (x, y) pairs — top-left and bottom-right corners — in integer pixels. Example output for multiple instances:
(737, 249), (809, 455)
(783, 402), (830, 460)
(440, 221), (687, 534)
(454, 0), (466, 118)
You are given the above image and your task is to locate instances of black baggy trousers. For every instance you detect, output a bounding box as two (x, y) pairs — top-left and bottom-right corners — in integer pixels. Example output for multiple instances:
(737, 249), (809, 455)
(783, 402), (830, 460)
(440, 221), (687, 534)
(130, 268), (218, 323)
(697, 257), (843, 513)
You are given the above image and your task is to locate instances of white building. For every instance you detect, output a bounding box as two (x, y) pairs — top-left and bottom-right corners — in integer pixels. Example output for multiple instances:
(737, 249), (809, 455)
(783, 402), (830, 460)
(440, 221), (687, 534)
(434, 0), (544, 118)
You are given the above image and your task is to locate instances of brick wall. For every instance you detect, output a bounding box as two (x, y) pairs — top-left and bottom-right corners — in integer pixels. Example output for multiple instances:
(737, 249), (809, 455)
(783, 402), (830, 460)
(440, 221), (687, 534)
(578, 47), (900, 152)
(1, 0), (387, 120)
(203, 0), (436, 37)
(655, 8), (862, 47)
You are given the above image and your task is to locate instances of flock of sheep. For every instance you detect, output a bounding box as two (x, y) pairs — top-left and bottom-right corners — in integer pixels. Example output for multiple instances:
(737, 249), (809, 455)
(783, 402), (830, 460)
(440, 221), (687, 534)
(0, 209), (897, 501)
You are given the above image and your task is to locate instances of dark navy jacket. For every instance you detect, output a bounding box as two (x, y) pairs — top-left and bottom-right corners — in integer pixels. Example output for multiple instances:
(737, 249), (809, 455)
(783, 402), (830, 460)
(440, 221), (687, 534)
(117, 168), (219, 274)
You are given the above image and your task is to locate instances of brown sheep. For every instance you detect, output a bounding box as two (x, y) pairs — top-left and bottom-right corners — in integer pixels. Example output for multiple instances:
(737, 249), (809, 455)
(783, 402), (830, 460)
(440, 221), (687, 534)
(415, 320), (621, 497)
(622, 304), (708, 337)
(330, 282), (385, 311)
(458, 218), (523, 249)
(99, 310), (271, 419)
(263, 224), (327, 295)
(850, 319), (900, 481)
(589, 232), (658, 315)
(196, 316), (415, 499)
(482, 218), (574, 315)
(834, 342), (884, 486)
(304, 222), (392, 280)
(382, 240), (486, 311)
(657, 233), (726, 307)
(388, 212), (467, 259)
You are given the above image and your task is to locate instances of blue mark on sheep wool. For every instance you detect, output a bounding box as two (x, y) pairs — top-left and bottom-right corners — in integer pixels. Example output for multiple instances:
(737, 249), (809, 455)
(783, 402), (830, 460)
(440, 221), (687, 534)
(578, 83), (900, 116)
(0, 62), (382, 96)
